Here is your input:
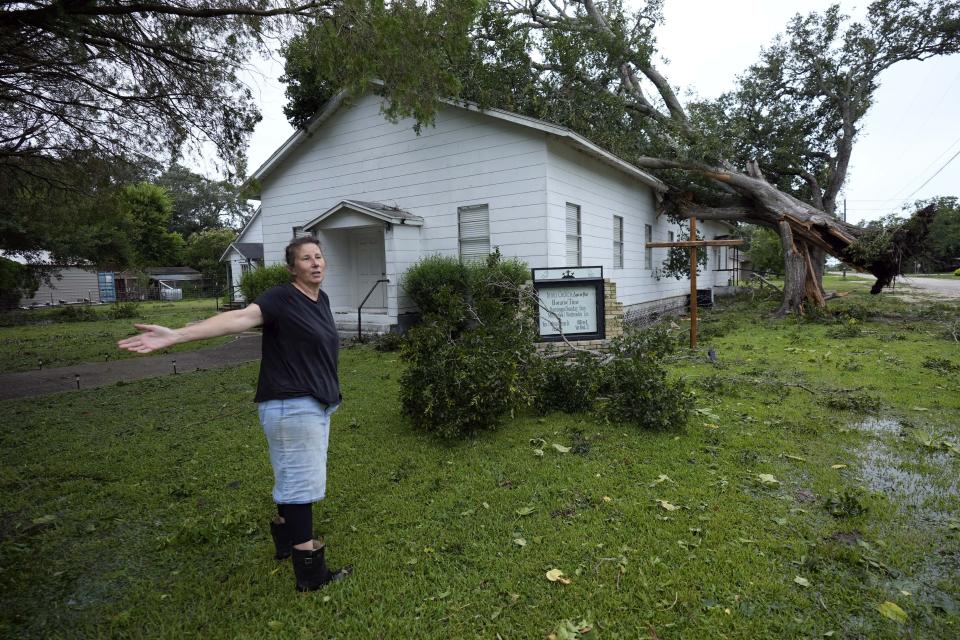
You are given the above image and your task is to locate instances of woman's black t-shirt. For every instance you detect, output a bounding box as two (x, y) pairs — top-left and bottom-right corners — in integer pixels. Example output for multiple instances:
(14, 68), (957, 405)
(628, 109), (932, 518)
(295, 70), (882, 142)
(253, 283), (340, 405)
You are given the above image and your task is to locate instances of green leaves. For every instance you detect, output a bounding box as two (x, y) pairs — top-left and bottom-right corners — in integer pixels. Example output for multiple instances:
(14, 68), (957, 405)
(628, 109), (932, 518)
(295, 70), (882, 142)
(399, 253), (536, 438)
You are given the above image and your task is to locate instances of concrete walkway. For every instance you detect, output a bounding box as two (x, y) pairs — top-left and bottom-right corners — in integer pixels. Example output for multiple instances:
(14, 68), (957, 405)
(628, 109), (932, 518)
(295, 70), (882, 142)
(0, 333), (262, 401)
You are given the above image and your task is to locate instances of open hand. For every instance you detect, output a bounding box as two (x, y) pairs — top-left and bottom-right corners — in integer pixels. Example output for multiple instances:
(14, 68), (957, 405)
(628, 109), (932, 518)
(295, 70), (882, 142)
(117, 324), (180, 354)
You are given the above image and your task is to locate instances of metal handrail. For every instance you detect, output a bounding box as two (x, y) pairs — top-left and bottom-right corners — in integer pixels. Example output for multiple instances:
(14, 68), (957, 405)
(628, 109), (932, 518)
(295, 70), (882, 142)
(216, 285), (245, 310)
(357, 279), (389, 340)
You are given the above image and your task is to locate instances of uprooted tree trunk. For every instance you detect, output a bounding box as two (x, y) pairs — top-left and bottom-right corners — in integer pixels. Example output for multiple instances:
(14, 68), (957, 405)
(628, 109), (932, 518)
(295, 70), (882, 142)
(649, 160), (938, 315)
(509, 0), (958, 316)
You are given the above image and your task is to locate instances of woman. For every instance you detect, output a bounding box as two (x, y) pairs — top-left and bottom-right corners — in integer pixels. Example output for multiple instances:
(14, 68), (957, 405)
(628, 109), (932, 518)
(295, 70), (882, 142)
(118, 237), (351, 592)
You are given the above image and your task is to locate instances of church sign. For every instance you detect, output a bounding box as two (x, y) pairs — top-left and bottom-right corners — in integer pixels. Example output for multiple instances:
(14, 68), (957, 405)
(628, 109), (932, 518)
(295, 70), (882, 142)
(532, 267), (605, 342)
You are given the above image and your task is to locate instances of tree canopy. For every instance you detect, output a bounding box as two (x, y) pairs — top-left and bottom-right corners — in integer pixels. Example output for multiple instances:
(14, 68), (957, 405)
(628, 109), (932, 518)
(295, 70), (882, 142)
(1, 1), (296, 266)
(157, 164), (253, 237)
(283, 0), (960, 313)
(1, 0), (331, 175)
(183, 227), (237, 288)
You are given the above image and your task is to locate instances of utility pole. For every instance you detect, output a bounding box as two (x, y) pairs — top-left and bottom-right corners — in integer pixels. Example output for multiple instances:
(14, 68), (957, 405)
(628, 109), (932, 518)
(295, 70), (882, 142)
(841, 199), (847, 279)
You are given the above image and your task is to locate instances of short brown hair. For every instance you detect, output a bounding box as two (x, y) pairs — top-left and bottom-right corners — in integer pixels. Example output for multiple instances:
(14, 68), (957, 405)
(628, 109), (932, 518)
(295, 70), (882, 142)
(284, 236), (323, 267)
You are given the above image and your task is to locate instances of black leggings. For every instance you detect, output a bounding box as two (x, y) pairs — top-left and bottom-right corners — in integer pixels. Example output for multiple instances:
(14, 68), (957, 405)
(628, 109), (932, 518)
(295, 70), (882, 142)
(278, 503), (312, 545)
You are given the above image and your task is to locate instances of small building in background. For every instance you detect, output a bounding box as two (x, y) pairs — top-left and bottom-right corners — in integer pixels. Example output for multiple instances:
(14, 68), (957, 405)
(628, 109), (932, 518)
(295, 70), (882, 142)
(2, 251), (106, 307)
(142, 267), (203, 300)
(219, 208), (264, 302)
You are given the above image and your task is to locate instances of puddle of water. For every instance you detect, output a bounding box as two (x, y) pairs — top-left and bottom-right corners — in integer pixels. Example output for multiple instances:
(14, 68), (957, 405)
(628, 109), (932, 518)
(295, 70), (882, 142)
(857, 438), (958, 524)
(849, 417), (960, 623)
(853, 417), (902, 435)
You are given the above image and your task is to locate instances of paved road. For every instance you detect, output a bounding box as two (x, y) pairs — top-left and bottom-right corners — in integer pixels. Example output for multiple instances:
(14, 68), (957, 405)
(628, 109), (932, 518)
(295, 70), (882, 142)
(895, 275), (960, 299)
(0, 333), (262, 401)
(840, 272), (960, 299)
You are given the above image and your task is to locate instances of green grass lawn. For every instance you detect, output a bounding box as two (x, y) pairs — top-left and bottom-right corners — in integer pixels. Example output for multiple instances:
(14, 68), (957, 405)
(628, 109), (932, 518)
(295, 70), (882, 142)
(0, 300), (231, 372)
(0, 288), (958, 638)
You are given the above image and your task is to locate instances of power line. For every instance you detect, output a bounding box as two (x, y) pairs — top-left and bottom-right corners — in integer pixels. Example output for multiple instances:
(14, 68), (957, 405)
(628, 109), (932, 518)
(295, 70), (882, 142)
(885, 131), (960, 203)
(897, 145), (960, 206)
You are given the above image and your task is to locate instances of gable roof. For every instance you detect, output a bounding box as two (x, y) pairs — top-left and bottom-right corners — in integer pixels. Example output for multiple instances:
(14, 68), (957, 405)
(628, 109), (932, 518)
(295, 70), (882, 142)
(247, 91), (666, 196)
(304, 200), (424, 230)
(235, 207), (262, 244)
(219, 241), (264, 263)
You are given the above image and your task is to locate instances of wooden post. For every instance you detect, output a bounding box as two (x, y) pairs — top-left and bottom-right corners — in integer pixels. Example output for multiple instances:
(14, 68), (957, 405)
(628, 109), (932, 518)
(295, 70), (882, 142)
(689, 217), (698, 349)
(644, 217), (744, 351)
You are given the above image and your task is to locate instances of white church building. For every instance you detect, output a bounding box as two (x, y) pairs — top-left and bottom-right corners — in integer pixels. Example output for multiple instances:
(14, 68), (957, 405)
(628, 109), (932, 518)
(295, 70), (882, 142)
(245, 92), (736, 333)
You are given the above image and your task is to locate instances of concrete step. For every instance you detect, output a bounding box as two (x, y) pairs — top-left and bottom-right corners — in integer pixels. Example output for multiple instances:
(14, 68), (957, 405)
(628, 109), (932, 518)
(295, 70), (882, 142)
(333, 310), (393, 338)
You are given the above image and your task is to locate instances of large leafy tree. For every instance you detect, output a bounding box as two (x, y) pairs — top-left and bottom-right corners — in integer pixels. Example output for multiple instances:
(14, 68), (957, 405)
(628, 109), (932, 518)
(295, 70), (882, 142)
(119, 183), (185, 267)
(0, 153), (145, 266)
(283, 0), (960, 314)
(898, 196), (960, 272)
(1, 0), (332, 173)
(0, 1), (328, 265)
(157, 164), (253, 236)
(183, 227), (237, 288)
(925, 198), (960, 272)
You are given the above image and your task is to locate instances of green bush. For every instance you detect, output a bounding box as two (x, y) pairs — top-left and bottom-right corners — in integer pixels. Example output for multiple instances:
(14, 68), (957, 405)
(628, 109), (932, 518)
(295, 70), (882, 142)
(399, 251), (536, 437)
(820, 389), (882, 413)
(107, 302), (141, 319)
(954, 267), (960, 276)
(599, 356), (692, 431)
(530, 324), (693, 431)
(534, 352), (603, 415)
(0, 257), (39, 310)
(401, 255), (470, 318)
(400, 319), (536, 438)
(921, 356), (959, 374)
(826, 317), (861, 338)
(401, 251), (530, 327)
(54, 305), (100, 322)
(609, 324), (678, 361)
(239, 264), (291, 302)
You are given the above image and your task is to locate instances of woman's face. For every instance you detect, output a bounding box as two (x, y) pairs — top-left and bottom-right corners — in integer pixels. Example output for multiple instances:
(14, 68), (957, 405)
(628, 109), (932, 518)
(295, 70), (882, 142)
(289, 242), (326, 287)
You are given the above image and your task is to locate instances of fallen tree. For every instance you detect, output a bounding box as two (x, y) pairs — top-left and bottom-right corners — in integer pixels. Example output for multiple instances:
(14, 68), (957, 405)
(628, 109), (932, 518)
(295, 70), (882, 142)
(282, 0), (960, 313)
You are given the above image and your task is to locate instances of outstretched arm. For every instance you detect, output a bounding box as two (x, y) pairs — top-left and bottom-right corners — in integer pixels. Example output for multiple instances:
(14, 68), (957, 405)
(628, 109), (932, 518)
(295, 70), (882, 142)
(117, 304), (264, 354)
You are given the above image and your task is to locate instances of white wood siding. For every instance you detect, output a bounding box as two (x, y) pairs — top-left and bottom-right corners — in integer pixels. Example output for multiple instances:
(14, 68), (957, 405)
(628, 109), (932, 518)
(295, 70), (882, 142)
(545, 140), (724, 308)
(259, 94), (550, 312)
(237, 211), (263, 243)
(314, 227), (354, 307)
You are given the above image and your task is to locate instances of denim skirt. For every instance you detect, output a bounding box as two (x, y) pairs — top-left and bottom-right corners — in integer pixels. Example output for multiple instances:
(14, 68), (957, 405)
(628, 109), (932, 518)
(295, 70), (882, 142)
(257, 396), (339, 504)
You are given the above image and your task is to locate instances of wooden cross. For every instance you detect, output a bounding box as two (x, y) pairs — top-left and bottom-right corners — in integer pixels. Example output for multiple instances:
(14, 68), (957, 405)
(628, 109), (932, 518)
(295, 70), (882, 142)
(646, 217), (745, 349)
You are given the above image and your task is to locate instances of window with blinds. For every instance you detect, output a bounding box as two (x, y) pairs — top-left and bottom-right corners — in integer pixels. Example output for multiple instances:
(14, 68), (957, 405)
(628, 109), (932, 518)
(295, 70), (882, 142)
(644, 224), (653, 270)
(292, 226), (314, 239)
(613, 215), (624, 268)
(566, 203), (581, 266)
(458, 204), (490, 264)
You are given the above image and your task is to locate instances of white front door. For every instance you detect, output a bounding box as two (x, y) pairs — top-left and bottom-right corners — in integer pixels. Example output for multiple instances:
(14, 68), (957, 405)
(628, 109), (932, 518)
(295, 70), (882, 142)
(353, 228), (386, 309)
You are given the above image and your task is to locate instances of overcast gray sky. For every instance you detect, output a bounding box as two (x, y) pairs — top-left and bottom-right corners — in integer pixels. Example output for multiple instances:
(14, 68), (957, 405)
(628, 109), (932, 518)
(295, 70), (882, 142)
(242, 1), (960, 224)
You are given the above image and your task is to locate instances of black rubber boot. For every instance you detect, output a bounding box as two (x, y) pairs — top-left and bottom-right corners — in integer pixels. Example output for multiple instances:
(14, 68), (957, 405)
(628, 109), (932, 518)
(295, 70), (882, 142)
(291, 541), (352, 592)
(270, 517), (292, 560)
